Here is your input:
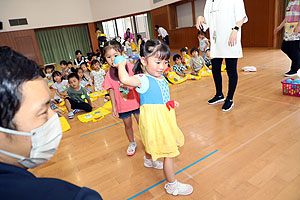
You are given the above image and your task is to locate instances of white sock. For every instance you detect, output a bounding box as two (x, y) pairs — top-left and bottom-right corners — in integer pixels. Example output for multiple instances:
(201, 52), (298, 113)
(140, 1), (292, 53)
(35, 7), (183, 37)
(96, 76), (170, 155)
(167, 180), (178, 188)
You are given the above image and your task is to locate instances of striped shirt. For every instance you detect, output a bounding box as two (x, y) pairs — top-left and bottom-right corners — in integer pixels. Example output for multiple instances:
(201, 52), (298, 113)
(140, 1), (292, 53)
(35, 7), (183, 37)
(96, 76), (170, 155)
(284, 0), (300, 41)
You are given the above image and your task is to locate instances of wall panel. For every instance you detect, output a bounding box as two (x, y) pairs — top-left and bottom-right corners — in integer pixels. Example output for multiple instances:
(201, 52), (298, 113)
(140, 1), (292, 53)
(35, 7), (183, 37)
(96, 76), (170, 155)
(0, 29), (43, 65)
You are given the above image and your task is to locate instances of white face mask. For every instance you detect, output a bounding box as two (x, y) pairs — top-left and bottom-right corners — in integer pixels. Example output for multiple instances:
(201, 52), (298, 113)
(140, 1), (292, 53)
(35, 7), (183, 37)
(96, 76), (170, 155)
(0, 114), (63, 169)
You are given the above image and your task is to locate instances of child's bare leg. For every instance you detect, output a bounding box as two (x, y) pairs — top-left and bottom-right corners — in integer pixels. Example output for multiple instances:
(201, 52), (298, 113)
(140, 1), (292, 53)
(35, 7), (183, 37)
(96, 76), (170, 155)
(65, 99), (72, 112)
(163, 157), (176, 183)
(122, 117), (134, 142)
(145, 152), (151, 159)
(164, 157), (193, 195)
(133, 113), (139, 124)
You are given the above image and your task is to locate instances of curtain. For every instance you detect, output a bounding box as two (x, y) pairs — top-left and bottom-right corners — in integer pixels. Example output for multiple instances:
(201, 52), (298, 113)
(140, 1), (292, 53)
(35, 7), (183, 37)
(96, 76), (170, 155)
(36, 25), (91, 65)
(147, 12), (154, 39)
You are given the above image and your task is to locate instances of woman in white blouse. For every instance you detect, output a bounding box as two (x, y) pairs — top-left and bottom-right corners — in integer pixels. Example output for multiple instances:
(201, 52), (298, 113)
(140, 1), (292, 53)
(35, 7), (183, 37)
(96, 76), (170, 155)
(196, 0), (248, 111)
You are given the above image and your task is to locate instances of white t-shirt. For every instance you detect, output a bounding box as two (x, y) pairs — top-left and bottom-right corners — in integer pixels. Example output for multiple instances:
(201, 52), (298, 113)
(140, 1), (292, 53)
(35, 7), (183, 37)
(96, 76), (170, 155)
(203, 0), (248, 58)
(51, 80), (68, 100)
(91, 69), (106, 91)
(125, 41), (131, 50)
(199, 37), (209, 51)
(157, 27), (168, 38)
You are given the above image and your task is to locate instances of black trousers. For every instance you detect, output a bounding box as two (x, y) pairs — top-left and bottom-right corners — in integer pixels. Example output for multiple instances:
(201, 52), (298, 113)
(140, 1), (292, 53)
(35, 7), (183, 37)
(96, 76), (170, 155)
(281, 40), (300, 73)
(65, 97), (92, 112)
(163, 35), (170, 45)
(211, 58), (238, 100)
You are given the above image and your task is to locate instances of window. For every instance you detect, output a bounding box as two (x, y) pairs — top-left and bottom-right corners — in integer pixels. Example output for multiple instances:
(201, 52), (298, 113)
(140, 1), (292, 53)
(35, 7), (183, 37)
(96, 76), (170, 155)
(135, 14), (150, 39)
(176, 2), (193, 28)
(103, 20), (117, 40)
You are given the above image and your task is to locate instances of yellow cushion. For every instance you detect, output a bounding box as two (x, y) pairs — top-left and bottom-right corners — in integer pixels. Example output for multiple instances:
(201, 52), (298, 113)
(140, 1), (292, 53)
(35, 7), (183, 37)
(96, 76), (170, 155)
(59, 116), (70, 132)
(77, 107), (111, 123)
(166, 72), (187, 84)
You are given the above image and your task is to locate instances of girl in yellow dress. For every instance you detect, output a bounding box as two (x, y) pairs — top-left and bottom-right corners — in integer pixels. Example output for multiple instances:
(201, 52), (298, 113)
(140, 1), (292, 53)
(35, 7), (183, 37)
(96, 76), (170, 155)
(117, 39), (193, 196)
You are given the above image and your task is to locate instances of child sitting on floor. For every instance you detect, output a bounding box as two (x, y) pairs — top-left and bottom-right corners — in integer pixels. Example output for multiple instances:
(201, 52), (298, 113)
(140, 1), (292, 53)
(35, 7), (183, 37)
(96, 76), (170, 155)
(180, 47), (191, 68)
(190, 47), (206, 76)
(77, 64), (93, 93)
(44, 64), (55, 87)
(60, 60), (69, 80)
(172, 54), (188, 77)
(65, 73), (92, 119)
(52, 71), (69, 103)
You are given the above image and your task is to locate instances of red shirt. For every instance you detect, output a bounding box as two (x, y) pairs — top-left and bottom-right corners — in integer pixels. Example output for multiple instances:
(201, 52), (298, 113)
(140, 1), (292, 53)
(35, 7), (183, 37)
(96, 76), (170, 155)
(102, 63), (140, 113)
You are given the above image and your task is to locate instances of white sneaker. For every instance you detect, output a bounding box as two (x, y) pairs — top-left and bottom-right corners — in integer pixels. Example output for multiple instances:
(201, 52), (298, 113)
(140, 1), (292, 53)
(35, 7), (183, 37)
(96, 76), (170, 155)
(144, 156), (163, 169)
(127, 142), (136, 156)
(165, 180), (193, 196)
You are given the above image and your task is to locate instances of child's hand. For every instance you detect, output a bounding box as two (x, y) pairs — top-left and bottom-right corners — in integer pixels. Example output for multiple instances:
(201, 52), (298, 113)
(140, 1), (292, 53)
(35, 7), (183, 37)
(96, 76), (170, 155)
(114, 56), (126, 68)
(112, 109), (119, 118)
(174, 101), (179, 108)
(54, 108), (63, 115)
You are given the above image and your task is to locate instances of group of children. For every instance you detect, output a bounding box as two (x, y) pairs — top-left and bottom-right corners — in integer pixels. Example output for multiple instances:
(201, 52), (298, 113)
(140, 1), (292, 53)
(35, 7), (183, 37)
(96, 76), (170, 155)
(162, 30), (211, 83)
(44, 50), (108, 119)
(44, 32), (212, 195)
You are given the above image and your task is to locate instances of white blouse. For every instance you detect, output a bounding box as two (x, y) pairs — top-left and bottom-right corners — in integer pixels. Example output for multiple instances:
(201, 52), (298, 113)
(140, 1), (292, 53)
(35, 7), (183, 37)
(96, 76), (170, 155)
(203, 0), (248, 58)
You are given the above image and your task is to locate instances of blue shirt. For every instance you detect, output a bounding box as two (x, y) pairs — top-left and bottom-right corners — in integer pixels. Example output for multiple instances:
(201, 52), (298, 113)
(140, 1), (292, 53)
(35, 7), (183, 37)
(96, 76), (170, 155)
(0, 162), (102, 200)
(135, 74), (170, 105)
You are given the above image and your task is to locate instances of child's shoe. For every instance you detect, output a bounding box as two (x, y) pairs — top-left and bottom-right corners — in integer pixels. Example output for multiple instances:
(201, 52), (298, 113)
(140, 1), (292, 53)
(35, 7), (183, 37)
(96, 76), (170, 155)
(164, 180), (193, 196)
(144, 157), (163, 169)
(73, 109), (82, 114)
(68, 111), (74, 119)
(127, 142), (137, 156)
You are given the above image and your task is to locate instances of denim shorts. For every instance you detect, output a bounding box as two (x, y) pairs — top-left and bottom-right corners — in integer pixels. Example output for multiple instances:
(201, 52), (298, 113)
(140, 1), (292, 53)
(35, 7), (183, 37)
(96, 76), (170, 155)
(119, 108), (140, 119)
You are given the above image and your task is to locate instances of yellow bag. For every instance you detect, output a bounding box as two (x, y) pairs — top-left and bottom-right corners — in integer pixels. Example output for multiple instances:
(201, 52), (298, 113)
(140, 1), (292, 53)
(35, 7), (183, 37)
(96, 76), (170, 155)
(166, 72), (187, 84)
(102, 63), (110, 72)
(208, 64), (226, 72)
(131, 42), (136, 51)
(199, 66), (212, 77)
(183, 54), (191, 68)
(221, 64), (226, 72)
(185, 74), (201, 80)
(102, 100), (112, 110)
(58, 106), (67, 113)
(84, 91), (108, 103)
(59, 116), (71, 132)
(77, 107), (111, 123)
(59, 101), (65, 107)
(90, 90), (108, 98)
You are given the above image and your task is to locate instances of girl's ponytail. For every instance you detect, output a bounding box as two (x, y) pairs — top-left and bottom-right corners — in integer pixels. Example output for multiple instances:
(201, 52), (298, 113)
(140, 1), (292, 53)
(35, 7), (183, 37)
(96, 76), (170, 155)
(133, 40), (146, 75)
(133, 59), (143, 75)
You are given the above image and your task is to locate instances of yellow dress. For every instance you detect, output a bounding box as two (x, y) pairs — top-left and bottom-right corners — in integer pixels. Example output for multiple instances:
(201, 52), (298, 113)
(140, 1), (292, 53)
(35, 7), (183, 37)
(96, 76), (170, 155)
(136, 74), (184, 161)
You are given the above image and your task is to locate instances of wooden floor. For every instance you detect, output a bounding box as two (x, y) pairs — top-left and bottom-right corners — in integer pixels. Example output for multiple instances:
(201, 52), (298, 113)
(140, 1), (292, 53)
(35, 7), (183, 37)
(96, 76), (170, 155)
(30, 48), (300, 200)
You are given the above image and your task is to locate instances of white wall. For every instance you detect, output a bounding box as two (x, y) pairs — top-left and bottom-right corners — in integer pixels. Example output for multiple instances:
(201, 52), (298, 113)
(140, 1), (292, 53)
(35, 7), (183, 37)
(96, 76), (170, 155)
(0, 0), (93, 32)
(0, 0), (185, 32)
(90, 0), (151, 22)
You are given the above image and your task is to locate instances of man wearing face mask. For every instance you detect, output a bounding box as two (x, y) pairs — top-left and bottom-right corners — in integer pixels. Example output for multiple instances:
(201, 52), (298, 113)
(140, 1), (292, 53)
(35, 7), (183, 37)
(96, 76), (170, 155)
(0, 46), (103, 200)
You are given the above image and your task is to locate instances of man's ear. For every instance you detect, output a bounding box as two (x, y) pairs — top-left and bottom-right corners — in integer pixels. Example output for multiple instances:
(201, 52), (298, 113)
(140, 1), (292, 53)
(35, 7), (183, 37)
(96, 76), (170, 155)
(140, 57), (147, 66)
